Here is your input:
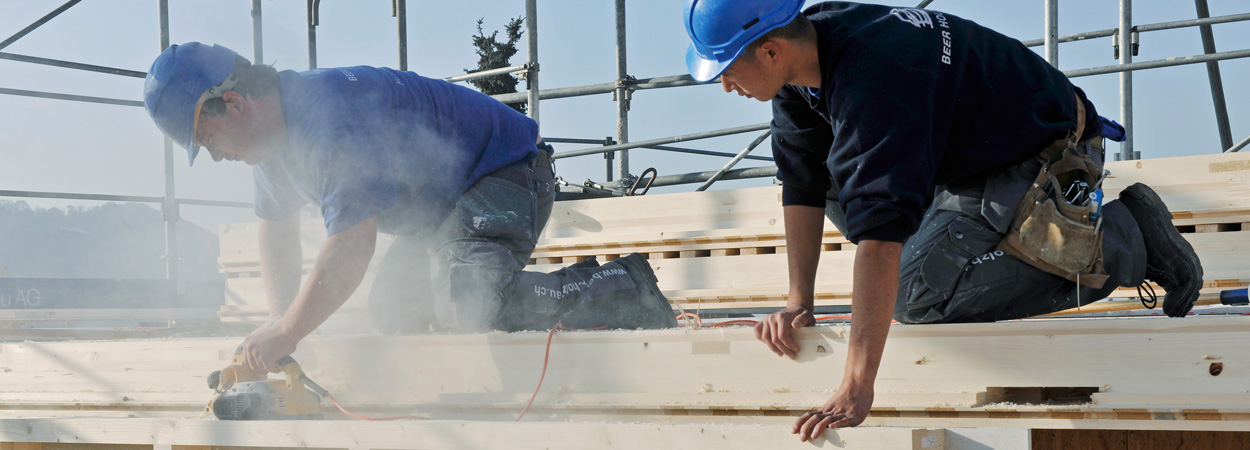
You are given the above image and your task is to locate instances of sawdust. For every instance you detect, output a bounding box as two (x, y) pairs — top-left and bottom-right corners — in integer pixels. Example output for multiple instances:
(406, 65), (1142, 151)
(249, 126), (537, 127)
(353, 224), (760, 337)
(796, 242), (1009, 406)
(978, 402), (1025, 409)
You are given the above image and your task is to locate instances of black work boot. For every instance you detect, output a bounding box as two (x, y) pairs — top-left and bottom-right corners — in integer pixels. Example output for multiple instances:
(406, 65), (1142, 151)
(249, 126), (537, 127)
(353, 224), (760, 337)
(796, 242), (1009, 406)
(1119, 183), (1204, 317)
(612, 253), (678, 329)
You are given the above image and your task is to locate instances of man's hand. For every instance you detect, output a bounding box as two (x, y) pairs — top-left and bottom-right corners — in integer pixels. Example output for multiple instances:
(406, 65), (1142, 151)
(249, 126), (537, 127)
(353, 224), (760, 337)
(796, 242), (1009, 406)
(793, 382), (875, 441)
(242, 318), (298, 373)
(754, 305), (815, 358)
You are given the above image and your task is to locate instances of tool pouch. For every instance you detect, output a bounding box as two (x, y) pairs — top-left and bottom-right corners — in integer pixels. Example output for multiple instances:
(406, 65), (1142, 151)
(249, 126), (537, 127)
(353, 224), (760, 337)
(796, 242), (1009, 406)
(996, 144), (1109, 289)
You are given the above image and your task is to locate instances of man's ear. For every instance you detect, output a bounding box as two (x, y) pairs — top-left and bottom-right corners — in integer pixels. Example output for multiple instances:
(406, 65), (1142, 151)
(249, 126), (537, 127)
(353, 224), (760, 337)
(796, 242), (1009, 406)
(221, 91), (248, 117)
(758, 39), (783, 64)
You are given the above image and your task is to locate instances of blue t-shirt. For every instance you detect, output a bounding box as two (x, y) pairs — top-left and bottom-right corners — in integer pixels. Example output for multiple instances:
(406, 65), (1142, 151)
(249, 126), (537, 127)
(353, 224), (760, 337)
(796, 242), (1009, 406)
(253, 66), (540, 236)
(771, 2), (1102, 244)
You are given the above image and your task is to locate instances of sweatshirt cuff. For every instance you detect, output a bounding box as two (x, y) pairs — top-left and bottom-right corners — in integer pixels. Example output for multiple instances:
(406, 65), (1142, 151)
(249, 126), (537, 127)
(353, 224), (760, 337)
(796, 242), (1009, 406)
(781, 184), (827, 209)
(848, 220), (911, 244)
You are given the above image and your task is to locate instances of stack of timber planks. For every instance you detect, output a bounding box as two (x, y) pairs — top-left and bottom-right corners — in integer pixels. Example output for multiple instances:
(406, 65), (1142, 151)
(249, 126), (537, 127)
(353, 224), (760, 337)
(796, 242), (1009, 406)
(218, 151), (1250, 324)
(3, 316), (1250, 447)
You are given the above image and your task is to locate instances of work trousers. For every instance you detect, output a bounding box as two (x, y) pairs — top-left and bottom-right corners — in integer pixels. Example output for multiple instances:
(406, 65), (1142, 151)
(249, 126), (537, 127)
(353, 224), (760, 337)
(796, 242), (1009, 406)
(826, 140), (1148, 323)
(367, 145), (643, 333)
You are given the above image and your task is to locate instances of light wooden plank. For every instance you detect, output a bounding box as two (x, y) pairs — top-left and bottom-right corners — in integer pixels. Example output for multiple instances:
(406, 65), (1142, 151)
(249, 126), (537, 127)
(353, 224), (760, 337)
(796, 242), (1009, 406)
(11, 317), (1250, 408)
(0, 418), (948, 450)
(7, 317), (1250, 432)
(1102, 152), (1250, 213)
(223, 227), (1250, 315)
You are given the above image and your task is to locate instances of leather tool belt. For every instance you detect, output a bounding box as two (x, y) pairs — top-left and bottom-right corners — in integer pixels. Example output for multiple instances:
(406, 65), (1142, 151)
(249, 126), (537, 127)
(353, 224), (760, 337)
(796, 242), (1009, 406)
(995, 93), (1110, 289)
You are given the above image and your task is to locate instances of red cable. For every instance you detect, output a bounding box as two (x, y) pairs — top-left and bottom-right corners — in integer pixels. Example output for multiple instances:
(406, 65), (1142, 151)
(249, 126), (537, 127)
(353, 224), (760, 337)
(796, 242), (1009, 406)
(515, 324), (560, 421)
(516, 322), (608, 422)
(707, 319), (760, 327)
(676, 312), (703, 327)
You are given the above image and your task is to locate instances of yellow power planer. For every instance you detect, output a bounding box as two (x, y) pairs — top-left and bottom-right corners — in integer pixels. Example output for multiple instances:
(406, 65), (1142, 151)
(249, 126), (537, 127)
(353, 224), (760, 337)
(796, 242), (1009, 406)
(206, 345), (328, 420)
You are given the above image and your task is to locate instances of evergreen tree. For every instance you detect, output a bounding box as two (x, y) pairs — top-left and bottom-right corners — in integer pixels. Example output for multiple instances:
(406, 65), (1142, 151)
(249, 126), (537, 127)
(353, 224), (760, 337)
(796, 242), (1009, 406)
(466, 16), (526, 114)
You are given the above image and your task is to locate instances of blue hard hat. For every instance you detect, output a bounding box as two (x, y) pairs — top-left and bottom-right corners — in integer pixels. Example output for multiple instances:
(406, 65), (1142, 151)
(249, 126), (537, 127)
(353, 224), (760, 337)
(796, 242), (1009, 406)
(683, 0), (805, 83)
(143, 42), (240, 166)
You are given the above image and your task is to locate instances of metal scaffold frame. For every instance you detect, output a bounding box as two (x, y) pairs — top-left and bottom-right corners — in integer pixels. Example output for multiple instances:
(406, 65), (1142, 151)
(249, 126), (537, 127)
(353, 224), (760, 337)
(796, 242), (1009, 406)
(0, 0), (1248, 284)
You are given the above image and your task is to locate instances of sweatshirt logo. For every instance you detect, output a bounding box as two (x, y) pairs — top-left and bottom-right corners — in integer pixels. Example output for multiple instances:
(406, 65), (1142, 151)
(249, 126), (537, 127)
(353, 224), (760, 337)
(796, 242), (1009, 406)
(890, 8), (933, 29)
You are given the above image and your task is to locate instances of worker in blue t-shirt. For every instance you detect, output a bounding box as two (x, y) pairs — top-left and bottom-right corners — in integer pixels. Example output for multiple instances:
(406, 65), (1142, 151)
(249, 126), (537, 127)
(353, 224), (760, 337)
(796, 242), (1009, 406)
(143, 42), (675, 374)
(684, 0), (1202, 439)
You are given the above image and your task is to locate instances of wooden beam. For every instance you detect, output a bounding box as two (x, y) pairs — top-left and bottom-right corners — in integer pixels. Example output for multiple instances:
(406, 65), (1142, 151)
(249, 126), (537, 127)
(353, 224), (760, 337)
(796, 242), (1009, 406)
(6, 316), (1250, 430)
(0, 418), (949, 450)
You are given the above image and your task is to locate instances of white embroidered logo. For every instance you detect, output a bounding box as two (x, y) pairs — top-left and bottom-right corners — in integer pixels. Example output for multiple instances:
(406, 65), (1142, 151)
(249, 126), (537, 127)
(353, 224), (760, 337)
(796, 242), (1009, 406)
(890, 8), (933, 29)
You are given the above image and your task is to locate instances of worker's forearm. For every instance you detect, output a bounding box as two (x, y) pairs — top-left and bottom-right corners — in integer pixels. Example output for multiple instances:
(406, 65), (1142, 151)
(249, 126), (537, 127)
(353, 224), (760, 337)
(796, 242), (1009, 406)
(279, 217), (377, 341)
(783, 205), (826, 310)
(843, 240), (901, 388)
(259, 216), (303, 316)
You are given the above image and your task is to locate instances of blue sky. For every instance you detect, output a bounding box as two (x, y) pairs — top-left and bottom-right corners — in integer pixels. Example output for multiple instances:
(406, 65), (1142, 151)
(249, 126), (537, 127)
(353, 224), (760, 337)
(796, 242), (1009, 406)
(0, 0), (1247, 234)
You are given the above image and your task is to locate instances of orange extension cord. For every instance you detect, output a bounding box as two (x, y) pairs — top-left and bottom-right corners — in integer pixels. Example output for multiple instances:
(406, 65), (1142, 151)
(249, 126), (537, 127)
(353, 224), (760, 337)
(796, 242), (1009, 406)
(515, 322), (610, 421)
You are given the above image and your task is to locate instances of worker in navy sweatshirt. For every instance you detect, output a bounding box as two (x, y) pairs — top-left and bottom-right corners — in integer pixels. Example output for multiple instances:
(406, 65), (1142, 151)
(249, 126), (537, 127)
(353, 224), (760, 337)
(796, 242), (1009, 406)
(142, 42), (674, 374)
(683, 0), (1201, 439)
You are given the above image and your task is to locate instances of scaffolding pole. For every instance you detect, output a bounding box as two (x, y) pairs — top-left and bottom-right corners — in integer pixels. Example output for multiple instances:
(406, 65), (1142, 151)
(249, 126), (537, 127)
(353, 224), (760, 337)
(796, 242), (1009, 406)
(306, 0), (320, 69)
(651, 166), (778, 188)
(394, 0), (407, 71)
(555, 123), (770, 159)
(614, 0), (630, 185)
(696, 130), (772, 192)
(525, 0), (540, 128)
(158, 0), (178, 283)
(1118, 0), (1135, 161)
(0, 0), (83, 51)
(251, 0), (263, 63)
(1044, 0), (1059, 66)
(1195, 0), (1234, 152)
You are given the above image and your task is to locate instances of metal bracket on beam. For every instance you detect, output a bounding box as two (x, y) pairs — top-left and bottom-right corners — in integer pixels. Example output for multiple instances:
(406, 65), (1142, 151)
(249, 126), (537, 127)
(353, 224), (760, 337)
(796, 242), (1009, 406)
(1112, 27), (1141, 59)
(612, 75), (636, 111)
(518, 62), (538, 81)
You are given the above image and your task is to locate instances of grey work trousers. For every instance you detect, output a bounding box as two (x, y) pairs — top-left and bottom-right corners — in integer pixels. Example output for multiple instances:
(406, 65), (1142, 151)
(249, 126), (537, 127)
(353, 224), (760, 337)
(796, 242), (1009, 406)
(367, 147), (642, 333)
(826, 141), (1148, 324)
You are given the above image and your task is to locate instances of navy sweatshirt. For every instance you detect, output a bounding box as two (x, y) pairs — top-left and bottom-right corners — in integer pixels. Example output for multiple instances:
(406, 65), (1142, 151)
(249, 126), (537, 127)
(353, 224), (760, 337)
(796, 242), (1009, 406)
(771, 2), (1101, 243)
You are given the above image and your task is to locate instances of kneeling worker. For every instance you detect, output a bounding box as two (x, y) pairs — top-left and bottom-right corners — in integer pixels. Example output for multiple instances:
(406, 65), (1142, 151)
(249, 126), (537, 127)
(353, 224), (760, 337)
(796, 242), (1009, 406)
(143, 42), (675, 374)
(682, 0), (1203, 439)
